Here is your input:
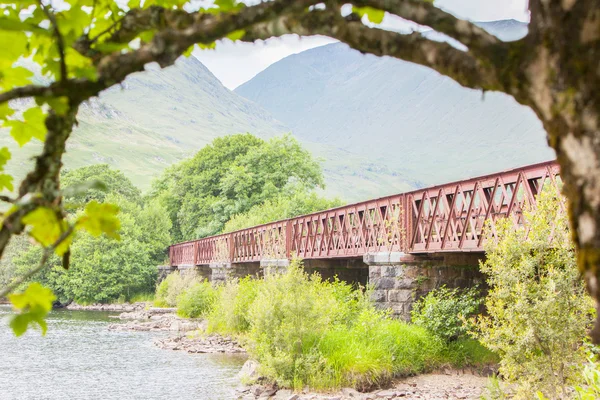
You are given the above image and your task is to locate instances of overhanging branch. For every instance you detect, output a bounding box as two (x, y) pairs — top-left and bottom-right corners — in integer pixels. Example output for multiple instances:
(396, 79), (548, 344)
(351, 0), (505, 60)
(244, 10), (502, 91)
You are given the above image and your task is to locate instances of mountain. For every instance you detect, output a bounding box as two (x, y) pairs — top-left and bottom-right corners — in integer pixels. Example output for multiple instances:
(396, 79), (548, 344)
(235, 20), (554, 195)
(4, 56), (408, 199)
(2, 56), (289, 190)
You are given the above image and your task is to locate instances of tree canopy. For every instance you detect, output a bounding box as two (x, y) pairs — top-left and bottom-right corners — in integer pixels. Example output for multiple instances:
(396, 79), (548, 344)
(62, 164), (142, 207)
(8, 166), (171, 306)
(0, 0), (600, 340)
(151, 133), (324, 240)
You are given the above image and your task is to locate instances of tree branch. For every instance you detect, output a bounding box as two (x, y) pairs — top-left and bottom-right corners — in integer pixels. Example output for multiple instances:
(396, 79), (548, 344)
(0, 225), (74, 299)
(105, 0), (319, 46)
(37, 0), (68, 82)
(244, 10), (502, 91)
(351, 0), (505, 59)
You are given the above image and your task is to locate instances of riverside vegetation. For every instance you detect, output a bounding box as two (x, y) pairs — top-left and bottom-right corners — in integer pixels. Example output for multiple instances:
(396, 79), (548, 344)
(155, 262), (497, 391)
(154, 186), (600, 398)
(1, 134), (338, 308)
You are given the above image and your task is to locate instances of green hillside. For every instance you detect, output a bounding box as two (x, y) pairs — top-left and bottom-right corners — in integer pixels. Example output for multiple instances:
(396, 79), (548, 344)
(3, 56), (412, 200)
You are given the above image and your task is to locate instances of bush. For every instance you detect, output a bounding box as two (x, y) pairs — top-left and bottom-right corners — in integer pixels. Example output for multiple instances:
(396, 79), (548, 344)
(154, 272), (197, 307)
(177, 281), (217, 318)
(411, 285), (482, 342)
(208, 277), (260, 334)
(475, 186), (594, 399)
(203, 259), (493, 391)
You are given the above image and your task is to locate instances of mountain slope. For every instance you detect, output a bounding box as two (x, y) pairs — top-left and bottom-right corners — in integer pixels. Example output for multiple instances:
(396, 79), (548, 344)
(4, 56), (408, 199)
(235, 21), (554, 192)
(3, 57), (289, 190)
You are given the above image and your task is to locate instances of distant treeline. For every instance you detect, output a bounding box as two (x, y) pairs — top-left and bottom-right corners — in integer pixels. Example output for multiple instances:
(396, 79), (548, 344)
(0, 134), (341, 304)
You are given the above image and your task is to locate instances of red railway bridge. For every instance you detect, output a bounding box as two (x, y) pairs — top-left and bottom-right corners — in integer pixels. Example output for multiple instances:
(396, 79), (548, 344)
(164, 160), (561, 319)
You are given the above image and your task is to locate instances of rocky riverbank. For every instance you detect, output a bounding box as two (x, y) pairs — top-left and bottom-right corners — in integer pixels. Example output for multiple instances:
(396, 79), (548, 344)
(107, 307), (202, 332)
(108, 306), (489, 398)
(155, 334), (245, 353)
(66, 302), (149, 312)
(235, 372), (488, 400)
(107, 307), (245, 353)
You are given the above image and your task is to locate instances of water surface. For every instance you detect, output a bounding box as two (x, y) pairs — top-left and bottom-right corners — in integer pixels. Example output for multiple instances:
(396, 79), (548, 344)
(0, 306), (245, 399)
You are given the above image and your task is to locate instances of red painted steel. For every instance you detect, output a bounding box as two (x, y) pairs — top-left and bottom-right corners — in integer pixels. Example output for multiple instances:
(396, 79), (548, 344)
(169, 161), (561, 266)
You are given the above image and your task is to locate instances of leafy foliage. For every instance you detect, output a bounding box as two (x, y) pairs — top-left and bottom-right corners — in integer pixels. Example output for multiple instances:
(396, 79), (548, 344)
(150, 134), (325, 241)
(223, 191), (342, 232)
(196, 260), (495, 390)
(154, 271), (198, 308)
(8, 282), (55, 336)
(61, 164), (142, 207)
(474, 186), (594, 399)
(208, 277), (260, 334)
(11, 167), (171, 305)
(176, 281), (217, 318)
(411, 285), (482, 342)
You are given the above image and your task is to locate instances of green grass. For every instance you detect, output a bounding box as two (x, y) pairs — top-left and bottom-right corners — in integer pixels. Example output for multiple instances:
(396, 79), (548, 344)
(167, 261), (499, 391)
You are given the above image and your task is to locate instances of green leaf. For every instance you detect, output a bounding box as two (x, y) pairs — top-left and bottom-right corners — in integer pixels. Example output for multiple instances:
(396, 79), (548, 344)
(197, 42), (216, 50)
(8, 283), (56, 337)
(0, 146), (11, 169)
(226, 29), (245, 41)
(0, 30), (28, 61)
(0, 17), (52, 36)
(9, 283), (55, 312)
(0, 103), (14, 120)
(23, 206), (72, 254)
(0, 66), (33, 91)
(352, 6), (385, 24)
(214, 0), (242, 12)
(4, 107), (47, 146)
(76, 200), (121, 239)
(0, 173), (14, 191)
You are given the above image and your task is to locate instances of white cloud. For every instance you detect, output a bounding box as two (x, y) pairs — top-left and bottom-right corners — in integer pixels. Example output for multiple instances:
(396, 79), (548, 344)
(194, 0), (529, 89)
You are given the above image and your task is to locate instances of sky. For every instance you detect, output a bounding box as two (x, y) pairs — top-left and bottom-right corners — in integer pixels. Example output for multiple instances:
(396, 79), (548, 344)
(194, 0), (530, 89)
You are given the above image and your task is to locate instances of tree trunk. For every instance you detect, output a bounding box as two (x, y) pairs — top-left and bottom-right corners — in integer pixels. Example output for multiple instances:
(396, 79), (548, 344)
(523, 0), (600, 341)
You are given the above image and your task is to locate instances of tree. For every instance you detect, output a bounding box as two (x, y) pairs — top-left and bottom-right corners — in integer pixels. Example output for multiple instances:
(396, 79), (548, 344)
(222, 191), (342, 233)
(150, 134), (324, 240)
(475, 187), (594, 398)
(61, 164), (142, 207)
(0, 0), (599, 339)
(14, 193), (172, 304)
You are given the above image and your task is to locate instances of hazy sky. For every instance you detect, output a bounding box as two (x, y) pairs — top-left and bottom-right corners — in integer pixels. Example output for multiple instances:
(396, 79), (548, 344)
(194, 0), (530, 89)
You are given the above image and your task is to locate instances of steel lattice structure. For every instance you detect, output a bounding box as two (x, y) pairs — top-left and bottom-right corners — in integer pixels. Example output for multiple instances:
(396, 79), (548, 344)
(169, 161), (560, 266)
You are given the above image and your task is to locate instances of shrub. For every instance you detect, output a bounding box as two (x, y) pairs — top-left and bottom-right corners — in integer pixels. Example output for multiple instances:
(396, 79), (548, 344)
(228, 259), (491, 391)
(475, 186), (594, 399)
(176, 280), (217, 318)
(154, 272), (197, 307)
(411, 285), (482, 342)
(208, 277), (260, 334)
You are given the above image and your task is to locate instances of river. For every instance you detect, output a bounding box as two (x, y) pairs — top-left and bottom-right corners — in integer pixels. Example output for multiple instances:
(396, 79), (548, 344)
(0, 306), (246, 399)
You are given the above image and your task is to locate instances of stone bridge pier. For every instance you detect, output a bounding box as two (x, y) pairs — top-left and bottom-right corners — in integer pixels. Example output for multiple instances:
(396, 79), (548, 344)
(363, 252), (485, 320)
(160, 252), (484, 321)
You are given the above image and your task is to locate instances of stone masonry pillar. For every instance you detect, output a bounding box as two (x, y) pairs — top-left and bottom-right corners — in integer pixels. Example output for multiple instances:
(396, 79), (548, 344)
(364, 252), (485, 321)
(259, 259), (290, 276)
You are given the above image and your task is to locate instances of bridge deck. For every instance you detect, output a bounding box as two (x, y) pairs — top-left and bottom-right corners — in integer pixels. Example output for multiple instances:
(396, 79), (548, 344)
(169, 160), (560, 267)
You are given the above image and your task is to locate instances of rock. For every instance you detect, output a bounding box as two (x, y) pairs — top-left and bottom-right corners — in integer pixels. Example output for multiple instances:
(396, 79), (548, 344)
(375, 390), (397, 398)
(341, 388), (361, 398)
(238, 359), (260, 382)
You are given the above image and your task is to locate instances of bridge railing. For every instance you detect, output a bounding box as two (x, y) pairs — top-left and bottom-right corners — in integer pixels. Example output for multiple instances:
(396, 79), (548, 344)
(169, 160), (560, 266)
